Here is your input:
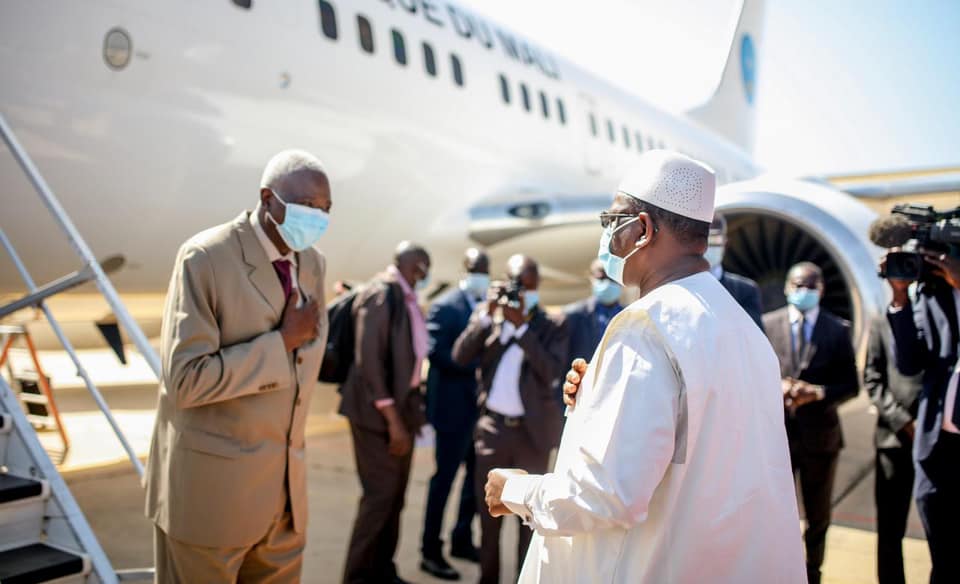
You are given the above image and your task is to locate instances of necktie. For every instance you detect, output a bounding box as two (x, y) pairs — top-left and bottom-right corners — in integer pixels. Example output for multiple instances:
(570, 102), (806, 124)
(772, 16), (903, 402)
(272, 259), (294, 301)
(797, 314), (807, 358)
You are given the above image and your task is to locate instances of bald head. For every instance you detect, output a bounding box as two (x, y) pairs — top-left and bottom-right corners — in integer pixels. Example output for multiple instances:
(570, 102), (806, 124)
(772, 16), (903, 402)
(785, 262), (823, 294)
(394, 241), (430, 288)
(464, 248), (490, 275)
(589, 258), (607, 280)
(507, 254), (540, 291)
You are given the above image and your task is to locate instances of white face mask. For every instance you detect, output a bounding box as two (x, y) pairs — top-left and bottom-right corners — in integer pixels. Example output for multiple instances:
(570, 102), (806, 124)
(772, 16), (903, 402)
(704, 245), (724, 270)
(463, 273), (490, 299)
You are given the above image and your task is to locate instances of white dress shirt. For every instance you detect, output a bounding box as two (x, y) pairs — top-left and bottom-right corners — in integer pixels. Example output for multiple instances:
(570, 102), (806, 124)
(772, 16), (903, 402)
(485, 318), (529, 417)
(500, 272), (805, 583)
(251, 207), (301, 305)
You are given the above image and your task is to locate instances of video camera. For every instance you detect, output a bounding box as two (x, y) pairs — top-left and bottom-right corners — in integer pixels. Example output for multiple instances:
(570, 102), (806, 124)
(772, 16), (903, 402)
(494, 277), (524, 309)
(870, 204), (960, 281)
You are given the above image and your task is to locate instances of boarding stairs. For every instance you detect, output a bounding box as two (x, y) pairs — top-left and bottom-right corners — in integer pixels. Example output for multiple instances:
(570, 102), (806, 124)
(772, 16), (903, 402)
(0, 111), (158, 582)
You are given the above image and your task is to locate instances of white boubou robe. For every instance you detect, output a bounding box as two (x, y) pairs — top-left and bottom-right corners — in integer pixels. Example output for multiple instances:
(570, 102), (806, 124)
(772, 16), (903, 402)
(502, 271), (806, 583)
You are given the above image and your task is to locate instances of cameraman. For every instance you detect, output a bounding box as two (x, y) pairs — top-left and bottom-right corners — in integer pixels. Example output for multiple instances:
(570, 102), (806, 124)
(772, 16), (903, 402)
(452, 254), (567, 584)
(885, 248), (960, 582)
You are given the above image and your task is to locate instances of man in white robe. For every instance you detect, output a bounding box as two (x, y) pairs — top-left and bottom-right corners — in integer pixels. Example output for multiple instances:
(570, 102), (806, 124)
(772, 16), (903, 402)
(483, 150), (806, 583)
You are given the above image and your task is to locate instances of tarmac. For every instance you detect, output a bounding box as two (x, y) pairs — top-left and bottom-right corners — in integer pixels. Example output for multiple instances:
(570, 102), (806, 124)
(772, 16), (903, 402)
(3, 345), (936, 583)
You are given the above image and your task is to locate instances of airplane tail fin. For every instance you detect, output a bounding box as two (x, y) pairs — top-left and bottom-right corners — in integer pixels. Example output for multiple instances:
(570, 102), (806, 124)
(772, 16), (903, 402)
(686, 0), (765, 153)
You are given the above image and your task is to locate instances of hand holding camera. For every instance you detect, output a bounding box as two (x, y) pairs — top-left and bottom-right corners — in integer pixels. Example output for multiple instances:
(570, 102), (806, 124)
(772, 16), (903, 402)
(486, 279), (526, 326)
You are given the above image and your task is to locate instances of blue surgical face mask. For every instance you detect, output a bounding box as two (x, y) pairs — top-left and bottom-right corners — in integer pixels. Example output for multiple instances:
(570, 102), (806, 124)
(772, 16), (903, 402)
(463, 273), (490, 299)
(523, 290), (540, 313)
(592, 278), (622, 305)
(787, 288), (821, 313)
(415, 263), (431, 291)
(597, 218), (643, 286)
(704, 246), (724, 270)
(267, 191), (329, 251)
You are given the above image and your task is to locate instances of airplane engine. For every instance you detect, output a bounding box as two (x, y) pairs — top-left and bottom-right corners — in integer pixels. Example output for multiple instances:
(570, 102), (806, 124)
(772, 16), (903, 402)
(717, 176), (885, 348)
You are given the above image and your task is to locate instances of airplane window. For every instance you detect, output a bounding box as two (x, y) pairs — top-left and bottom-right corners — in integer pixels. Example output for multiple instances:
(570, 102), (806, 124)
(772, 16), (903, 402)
(232, 0), (252, 8)
(635, 131), (643, 151)
(451, 54), (464, 87)
(607, 120), (615, 143)
(319, 0), (338, 40)
(589, 114), (598, 137)
(357, 15), (374, 54)
(539, 91), (549, 119)
(391, 30), (407, 65)
(423, 42), (437, 77)
(520, 83), (531, 112)
(556, 98), (566, 125)
(499, 74), (510, 104)
(622, 126), (631, 149)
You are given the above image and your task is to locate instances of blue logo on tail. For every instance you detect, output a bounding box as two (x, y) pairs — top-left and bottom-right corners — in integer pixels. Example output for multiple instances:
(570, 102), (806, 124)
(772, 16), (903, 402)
(741, 34), (756, 105)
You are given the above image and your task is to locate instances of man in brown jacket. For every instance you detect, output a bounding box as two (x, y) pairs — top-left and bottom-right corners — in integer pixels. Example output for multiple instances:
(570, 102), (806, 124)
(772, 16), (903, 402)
(145, 150), (331, 583)
(339, 242), (431, 584)
(452, 254), (568, 584)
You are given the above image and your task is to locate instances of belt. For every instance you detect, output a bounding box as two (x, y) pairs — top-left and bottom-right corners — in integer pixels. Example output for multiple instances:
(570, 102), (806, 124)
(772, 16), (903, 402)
(485, 409), (524, 428)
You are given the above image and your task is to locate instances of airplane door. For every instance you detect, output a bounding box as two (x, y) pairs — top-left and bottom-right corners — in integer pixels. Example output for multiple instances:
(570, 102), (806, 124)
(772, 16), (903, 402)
(580, 94), (603, 176)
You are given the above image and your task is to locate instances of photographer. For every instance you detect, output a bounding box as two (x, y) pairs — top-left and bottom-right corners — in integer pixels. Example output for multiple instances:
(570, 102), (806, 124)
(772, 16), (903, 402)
(452, 254), (567, 584)
(883, 231), (960, 581)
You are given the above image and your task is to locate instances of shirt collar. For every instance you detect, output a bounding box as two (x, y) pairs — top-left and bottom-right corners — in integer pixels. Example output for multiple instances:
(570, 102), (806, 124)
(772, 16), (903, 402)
(251, 206), (296, 266)
(788, 303), (820, 327)
(386, 264), (414, 297)
(710, 265), (724, 279)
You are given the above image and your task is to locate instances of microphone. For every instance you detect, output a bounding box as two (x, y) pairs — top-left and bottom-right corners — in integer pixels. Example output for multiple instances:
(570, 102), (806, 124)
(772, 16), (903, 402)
(868, 215), (914, 248)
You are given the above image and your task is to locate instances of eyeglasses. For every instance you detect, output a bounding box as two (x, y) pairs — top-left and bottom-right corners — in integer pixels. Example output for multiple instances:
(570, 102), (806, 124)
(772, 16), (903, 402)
(599, 212), (639, 229)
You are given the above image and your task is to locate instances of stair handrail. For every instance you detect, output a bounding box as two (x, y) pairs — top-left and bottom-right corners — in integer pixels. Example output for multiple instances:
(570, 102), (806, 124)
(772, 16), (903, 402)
(0, 112), (161, 377)
(0, 112), (159, 478)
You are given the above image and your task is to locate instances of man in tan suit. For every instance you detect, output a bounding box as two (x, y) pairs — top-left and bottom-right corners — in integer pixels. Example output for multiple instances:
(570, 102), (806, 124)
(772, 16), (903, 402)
(339, 242), (430, 584)
(452, 255), (568, 584)
(145, 150), (332, 583)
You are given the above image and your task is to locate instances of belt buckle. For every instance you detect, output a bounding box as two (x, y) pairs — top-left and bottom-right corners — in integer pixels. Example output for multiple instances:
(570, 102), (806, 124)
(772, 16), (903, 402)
(505, 416), (521, 428)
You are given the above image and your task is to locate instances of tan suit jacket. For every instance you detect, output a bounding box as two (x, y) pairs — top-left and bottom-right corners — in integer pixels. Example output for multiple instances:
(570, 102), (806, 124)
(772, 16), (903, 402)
(338, 274), (426, 434)
(145, 211), (328, 548)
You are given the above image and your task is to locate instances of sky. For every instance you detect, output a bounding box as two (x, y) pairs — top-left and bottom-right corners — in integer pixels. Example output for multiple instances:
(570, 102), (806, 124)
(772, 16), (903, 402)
(459, 0), (960, 176)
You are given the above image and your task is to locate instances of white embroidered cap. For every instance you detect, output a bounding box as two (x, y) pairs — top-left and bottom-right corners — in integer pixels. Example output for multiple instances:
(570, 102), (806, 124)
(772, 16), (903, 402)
(617, 150), (716, 223)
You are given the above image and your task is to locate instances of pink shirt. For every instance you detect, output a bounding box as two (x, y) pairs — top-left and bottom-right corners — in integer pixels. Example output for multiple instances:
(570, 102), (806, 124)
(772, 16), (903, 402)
(373, 266), (428, 410)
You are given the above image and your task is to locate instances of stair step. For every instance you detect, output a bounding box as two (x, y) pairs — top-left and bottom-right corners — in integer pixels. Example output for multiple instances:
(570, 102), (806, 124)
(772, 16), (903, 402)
(0, 543), (86, 584)
(0, 474), (44, 504)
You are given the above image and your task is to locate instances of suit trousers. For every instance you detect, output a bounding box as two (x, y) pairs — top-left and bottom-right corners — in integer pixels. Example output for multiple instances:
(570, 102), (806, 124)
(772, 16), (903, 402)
(343, 422), (414, 584)
(154, 513), (304, 584)
(421, 427), (477, 557)
(792, 450), (839, 584)
(875, 445), (915, 584)
(474, 413), (550, 584)
(916, 431), (960, 584)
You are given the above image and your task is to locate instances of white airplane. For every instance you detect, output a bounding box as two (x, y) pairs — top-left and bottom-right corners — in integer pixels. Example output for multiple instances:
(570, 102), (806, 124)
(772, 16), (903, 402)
(0, 0), (886, 349)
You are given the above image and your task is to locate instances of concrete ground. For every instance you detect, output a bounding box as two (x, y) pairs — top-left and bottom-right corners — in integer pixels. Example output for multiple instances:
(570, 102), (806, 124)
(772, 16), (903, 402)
(3, 345), (935, 583)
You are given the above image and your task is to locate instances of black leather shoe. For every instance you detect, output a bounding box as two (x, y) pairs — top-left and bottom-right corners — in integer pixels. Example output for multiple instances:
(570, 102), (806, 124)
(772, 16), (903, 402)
(392, 576), (413, 584)
(420, 556), (461, 580)
(449, 542), (479, 563)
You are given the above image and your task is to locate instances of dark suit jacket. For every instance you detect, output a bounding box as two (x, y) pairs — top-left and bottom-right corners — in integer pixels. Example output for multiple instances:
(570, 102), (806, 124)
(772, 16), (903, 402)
(452, 308), (568, 453)
(864, 314), (923, 449)
(338, 274), (424, 434)
(425, 288), (479, 433)
(562, 297), (621, 365)
(719, 271), (764, 331)
(764, 307), (859, 454)
(887, 282), (959, 463)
